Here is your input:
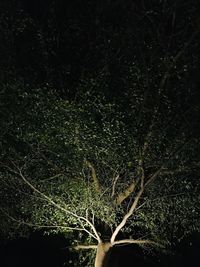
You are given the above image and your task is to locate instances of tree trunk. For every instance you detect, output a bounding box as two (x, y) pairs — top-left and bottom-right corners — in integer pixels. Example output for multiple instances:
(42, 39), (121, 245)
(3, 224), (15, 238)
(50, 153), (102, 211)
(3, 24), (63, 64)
(94, 242), (111, 267)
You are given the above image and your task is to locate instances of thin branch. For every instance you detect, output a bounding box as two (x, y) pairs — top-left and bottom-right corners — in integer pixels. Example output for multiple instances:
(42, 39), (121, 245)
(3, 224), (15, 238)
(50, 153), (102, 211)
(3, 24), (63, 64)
(111, 174), (119, 197)
(73, 244), (98, 250)
(134, 201), (148, 212)
(113, 239), (160, 247)
(81, 226), (97, 240)
(145, 166), (164, 188)
(139, 161), (145, 189)
(0, 208), (85, 232)
(159, 28), (200, 90)
(145, 139), (191, 188)
(150, 192), (187, 202)
(39, 173), (63, 183)
(85, 160), (101, 193)
(91, 209), (95, 226)
(4, 164), (101, 242)
(131, 192), (187, 219)
(159, 168), (191, 176)
(140, 124), (154, 160)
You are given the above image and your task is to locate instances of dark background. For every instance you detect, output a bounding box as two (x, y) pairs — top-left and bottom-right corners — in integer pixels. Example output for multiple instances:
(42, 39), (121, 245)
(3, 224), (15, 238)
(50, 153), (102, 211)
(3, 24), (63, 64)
(1, 231), (200, 266)
(1, 0), (200, 99)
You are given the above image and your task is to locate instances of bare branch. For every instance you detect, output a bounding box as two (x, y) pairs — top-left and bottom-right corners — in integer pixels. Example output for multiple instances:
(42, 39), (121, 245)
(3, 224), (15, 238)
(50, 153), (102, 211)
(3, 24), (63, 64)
(80, 226), (98, 240)
(3, 164), (101, 242)
(0, 208), (85, 232)
(111, 186), (144, 244)
(113, 239), (160, 247)
(74, 244), (98, 250)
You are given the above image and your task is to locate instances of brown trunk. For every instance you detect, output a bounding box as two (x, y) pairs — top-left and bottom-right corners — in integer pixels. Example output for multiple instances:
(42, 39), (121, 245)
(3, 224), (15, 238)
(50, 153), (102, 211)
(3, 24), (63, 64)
(94, 242), (111, 267)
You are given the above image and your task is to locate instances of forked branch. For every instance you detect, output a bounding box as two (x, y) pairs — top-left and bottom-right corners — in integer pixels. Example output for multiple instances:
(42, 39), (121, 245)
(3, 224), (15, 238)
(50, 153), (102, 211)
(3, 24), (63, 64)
(3, 163), (101, 243)
(111, 185), (144, 244)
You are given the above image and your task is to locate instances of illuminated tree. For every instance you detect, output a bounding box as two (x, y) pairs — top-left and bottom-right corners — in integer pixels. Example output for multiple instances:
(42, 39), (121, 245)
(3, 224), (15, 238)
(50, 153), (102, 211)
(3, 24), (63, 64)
(0, 81), (199, 267)
(0, 1), (200, 266)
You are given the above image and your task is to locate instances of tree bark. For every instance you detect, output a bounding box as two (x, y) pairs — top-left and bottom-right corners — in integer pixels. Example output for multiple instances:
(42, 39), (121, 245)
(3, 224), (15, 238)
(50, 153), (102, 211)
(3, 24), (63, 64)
(94, 242), (111, 267)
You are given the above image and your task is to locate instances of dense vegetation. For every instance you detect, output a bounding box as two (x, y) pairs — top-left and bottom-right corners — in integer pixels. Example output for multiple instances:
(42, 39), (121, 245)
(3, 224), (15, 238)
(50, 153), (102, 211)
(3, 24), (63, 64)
(0, 1), (200, 266)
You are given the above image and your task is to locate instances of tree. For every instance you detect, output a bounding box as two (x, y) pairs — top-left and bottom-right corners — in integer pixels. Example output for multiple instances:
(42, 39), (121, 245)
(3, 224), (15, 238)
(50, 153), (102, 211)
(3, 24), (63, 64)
(0, 1), (200, 266)
(0, 79), (199, 267)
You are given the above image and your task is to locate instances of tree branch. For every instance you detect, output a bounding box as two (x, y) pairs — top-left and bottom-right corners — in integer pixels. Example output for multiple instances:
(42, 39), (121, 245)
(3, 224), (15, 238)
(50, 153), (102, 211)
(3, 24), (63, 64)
(111, 140), (192, 243)
(85, 160), (101, 193)
(111, 186), (144, 244)
(113, 239), (160, 247)
(159, 28), (200, 90)
(145, 139), (191, 188)
(3, 163), (101, 242)
(73, 244), (98, 250)
(0, 208), (86, 232)
(115, 157), (145, 206)
(111, 174), (119, 197)
(115, 178), (137, 205)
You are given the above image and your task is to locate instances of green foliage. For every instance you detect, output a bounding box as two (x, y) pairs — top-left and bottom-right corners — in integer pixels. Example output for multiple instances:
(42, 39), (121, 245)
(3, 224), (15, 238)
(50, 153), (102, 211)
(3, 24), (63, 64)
(0, 79), (199, 249)
(0, 6), (200, 267)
